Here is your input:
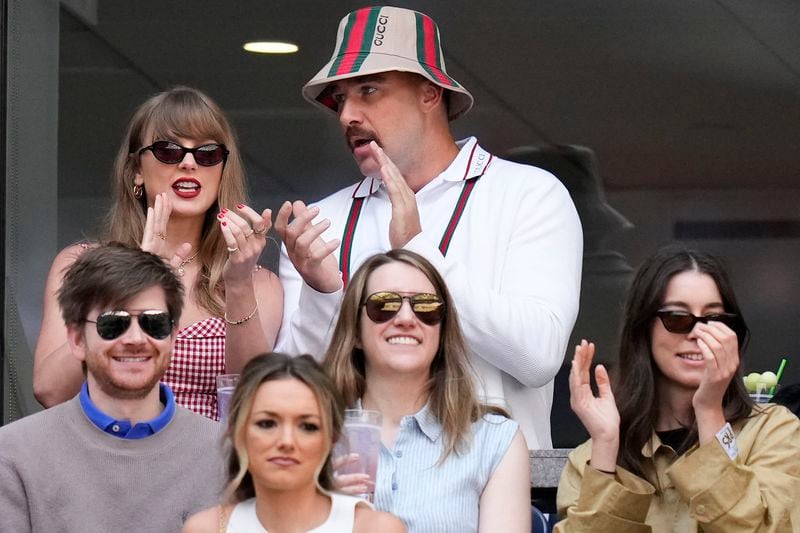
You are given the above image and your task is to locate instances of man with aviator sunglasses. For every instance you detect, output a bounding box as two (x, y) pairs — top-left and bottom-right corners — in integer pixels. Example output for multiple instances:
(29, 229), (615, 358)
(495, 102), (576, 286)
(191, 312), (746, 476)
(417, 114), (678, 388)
(0, 244), (224, 533)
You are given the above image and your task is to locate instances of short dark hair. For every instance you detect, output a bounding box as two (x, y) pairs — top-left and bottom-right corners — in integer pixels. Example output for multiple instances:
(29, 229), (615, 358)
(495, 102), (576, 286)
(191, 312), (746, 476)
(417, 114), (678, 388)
(57, 243), (184, 327)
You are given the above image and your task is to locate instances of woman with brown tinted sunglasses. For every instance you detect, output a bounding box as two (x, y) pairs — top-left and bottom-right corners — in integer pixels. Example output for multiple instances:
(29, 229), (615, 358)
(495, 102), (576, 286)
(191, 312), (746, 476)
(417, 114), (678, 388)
(557, 245), (800, 531)
(34, 87), (283, 419)
(324, 249), (530, 533)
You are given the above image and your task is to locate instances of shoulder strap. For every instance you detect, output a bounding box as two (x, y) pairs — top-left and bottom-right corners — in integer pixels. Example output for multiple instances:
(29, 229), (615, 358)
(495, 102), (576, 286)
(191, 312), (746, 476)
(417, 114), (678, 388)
(339, 196), (366, 287)
(218, 504), (228, 533)
(338, 143), (493, 287)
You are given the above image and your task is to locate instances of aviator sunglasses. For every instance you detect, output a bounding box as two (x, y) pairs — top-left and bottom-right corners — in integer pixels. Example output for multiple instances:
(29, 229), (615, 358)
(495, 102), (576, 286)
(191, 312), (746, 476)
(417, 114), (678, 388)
(362, 291), (445, 326)
(655, 310), (738, 334)
(138, 141), (229, 167)
(85, 310), (174, 340)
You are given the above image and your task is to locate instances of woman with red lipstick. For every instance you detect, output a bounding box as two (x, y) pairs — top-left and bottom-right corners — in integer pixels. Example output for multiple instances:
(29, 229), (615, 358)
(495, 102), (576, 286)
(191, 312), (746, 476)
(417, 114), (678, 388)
(183, 353), (405, 532)
(323, 250), (531, 533)
(34, 87), (283, 419)
(557, 245), (800, 532)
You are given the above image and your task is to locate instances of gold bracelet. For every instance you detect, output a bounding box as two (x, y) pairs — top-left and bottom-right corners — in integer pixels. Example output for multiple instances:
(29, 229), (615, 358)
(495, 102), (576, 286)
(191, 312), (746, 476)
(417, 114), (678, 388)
(224, 302), (258, 325)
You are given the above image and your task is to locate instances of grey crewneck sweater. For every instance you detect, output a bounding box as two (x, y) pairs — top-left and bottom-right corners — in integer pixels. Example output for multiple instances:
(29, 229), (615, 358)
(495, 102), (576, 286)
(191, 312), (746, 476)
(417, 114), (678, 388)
(0, 395), (225, 532)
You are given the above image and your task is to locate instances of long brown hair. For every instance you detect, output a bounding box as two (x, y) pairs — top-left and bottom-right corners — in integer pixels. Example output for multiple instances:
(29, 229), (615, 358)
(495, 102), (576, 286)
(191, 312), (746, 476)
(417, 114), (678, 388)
(324, 249), (486, 461)
(615, 245), (753, 486)
(102, 86), (247, 317)
(224, 353), (345, 503)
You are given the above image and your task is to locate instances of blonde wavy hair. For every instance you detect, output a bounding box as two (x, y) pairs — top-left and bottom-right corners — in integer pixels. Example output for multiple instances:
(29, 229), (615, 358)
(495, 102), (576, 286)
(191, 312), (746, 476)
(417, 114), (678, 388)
(324, 249), (491, 461)
(223, 353), (344, 503)
(102, 86), (247, 317)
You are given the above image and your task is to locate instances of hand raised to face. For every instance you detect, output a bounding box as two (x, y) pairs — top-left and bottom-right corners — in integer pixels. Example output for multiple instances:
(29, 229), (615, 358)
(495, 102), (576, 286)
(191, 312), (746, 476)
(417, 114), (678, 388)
(690, 320), (740, 414)
(140, 193), (192, 270)
(369, 141), (422, 249)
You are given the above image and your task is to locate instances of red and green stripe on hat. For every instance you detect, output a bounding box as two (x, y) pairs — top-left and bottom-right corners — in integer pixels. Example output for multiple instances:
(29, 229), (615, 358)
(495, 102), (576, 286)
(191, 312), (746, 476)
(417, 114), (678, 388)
(325, 6), (459, 88)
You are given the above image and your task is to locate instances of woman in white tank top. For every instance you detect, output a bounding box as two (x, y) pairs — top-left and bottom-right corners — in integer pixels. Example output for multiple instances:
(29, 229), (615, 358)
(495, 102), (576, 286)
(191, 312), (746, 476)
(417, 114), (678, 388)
(183, 354), (405, 533)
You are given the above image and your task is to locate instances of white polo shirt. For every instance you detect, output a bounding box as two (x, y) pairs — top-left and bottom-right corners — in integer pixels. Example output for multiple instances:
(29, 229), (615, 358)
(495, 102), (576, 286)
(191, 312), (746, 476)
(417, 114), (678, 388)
(277, 137), (583, 449)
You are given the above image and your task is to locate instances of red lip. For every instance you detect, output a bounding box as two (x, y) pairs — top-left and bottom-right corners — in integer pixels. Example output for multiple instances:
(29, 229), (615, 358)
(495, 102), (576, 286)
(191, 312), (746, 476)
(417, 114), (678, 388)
(172, 177), (201, 199)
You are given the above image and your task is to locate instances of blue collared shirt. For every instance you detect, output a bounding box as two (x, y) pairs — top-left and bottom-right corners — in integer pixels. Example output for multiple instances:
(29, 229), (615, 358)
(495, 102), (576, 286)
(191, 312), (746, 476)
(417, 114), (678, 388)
(369, 402), (518, 533)
(79, 381), (176, 439)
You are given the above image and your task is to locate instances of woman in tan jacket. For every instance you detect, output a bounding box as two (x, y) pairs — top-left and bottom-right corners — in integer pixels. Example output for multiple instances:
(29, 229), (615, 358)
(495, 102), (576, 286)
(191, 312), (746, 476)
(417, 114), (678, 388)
(557, 245), (800, 532)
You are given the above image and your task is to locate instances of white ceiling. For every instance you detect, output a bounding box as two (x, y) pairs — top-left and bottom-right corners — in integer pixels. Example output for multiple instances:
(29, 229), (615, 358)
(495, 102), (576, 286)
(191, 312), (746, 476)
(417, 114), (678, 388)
(58, 0), (800, 201)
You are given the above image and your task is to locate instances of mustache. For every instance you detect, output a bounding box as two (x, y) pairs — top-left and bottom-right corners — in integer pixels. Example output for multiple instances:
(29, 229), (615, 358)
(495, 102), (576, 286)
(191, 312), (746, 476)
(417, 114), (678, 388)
(345, 126), (381, 150)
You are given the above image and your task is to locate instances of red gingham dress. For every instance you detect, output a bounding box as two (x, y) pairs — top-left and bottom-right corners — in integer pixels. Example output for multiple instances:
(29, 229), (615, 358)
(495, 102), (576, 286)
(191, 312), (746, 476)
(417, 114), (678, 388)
(161, 317), (226, 420)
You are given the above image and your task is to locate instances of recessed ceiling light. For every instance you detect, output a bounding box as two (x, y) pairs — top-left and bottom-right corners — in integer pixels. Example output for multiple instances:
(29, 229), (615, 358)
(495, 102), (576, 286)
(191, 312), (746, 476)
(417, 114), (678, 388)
(243, 41), (299, 54)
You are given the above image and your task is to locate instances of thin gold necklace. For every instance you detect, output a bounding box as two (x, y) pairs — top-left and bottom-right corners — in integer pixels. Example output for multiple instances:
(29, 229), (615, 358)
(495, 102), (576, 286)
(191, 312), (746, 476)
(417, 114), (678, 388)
(177, 251), (200, 277)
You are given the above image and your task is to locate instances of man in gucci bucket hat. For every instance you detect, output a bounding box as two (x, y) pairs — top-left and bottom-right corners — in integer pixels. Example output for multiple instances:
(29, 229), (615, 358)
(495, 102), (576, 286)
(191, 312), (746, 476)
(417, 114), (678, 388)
(275, 6), (583, 450)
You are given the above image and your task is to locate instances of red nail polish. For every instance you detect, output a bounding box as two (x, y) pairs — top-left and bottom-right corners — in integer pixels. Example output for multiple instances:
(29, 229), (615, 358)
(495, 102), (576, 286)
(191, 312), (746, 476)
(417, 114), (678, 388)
(237, 203), (244, 209)
(217, 212), (224, 219)
(222, 208), (228, 214)
(221, 221), (227, 226)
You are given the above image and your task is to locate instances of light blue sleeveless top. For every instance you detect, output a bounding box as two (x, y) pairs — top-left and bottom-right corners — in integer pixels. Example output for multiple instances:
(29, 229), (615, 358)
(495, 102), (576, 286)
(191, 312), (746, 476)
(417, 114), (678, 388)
(373, 404), (518, 533)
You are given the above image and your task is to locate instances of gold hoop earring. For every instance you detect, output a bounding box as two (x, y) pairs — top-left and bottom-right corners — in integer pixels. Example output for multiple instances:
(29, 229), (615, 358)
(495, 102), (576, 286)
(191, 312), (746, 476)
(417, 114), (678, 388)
(133, 183), (144, 199)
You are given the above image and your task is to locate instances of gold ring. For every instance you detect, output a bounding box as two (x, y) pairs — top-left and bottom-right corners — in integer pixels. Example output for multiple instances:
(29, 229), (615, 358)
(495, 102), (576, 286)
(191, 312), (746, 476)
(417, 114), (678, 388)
(227, 246), (239, 253)
(156, 232), (167, 240)
(253, 226), (268, 235)
(244, 230), (255, 238)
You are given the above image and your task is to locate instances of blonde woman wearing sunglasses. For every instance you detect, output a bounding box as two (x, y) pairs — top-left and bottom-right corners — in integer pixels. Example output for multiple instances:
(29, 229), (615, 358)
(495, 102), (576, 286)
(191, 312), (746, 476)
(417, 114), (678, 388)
(34, 87), (283, 420)
(557, 245), (800, 532)
(323, 249), (530, 533)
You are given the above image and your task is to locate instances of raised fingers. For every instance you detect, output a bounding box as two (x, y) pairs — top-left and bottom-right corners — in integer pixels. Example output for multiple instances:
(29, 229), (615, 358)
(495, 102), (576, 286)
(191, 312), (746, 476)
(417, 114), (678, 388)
(294, 218), (333, 253)
(576, 340), (596, 376)
(333, 472), (371, 494)
(274, 201), (293, 236)
(594, 364), (615, 400)
(694, 322), (738, 373)
(141, 206), (156, 250)
(169, 242), (193, 269)
(372, 142), (411, 197)
(221, 208), (251, 238)
(141, 194), (171, 257)
(569, 340), (594, 393)
(275, 201), (319, 247)
(153, 193), (171, 240)
(217, 213), (241, 253)
(235, 204), (273, 236)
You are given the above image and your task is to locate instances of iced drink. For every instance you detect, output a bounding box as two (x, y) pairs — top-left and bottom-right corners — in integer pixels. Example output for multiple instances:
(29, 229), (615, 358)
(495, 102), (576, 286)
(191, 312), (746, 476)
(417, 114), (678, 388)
(217, 386), (236, 421)
(333, 410), (382, 502)
(216, 374), (240, 422)
(749, 384), (776, 404)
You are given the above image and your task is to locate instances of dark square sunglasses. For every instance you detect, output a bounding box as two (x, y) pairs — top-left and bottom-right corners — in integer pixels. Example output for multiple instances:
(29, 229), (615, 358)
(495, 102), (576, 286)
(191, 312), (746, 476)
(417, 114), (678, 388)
(655, 310), (739, 334)
(138, 141), (229, 166)
(362, 291), (445, 326)
(85, 310), (174, 340)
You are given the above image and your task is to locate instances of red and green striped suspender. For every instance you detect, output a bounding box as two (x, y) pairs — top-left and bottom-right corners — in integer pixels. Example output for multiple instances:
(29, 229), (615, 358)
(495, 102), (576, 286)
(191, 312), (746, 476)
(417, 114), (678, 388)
(339, 143), (492, 286)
